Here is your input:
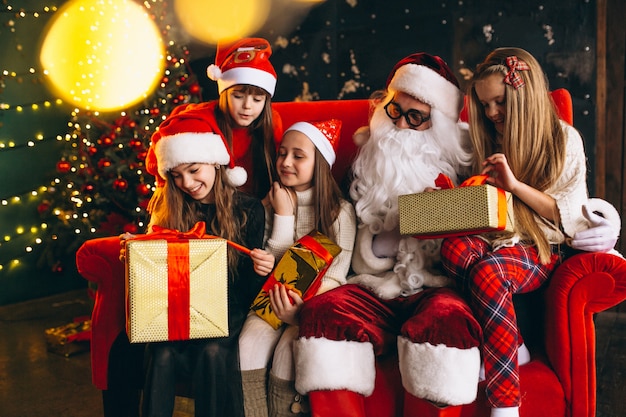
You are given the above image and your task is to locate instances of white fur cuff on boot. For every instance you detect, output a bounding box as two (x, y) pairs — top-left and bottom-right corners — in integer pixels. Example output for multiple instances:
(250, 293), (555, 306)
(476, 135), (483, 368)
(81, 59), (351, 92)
(398, 336), (480, 406)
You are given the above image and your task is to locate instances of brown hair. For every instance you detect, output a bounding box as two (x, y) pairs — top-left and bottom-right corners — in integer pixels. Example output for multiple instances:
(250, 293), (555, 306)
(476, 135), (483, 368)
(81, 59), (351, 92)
(467, 47), (567, 263)
(310, 148), (344, 242)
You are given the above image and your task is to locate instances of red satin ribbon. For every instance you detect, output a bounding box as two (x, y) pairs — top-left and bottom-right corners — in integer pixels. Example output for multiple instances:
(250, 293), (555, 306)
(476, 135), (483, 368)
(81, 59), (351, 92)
(167, 241), (190, 340)
(296, 235), (335, 301)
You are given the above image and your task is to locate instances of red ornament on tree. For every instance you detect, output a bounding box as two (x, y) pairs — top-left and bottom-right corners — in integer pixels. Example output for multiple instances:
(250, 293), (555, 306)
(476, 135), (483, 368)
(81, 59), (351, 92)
(37, 201), (51, 215)
(98, 158), (112, 169)
(113, 178), (129, 192)
(123, 223), (139, 234)
(99, 135), (114, 147)
(56, 160), (71, 173)
(129, 138), (144, 150)
(87, 146), (98, 156)
(189, 83), (200, 95)
(136, 150), (147, 161)
(82, 182), (96, 194)
(136, 183), (151, 196)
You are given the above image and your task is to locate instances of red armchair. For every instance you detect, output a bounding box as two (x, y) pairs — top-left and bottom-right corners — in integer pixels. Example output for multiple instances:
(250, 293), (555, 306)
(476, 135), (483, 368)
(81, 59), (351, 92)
(76, 93), (626, 417)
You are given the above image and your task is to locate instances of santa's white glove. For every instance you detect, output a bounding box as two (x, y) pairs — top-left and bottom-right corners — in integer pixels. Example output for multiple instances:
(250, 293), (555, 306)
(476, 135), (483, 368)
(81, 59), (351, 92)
(372, 228), (401, 258)
(570, 199), (621, 253)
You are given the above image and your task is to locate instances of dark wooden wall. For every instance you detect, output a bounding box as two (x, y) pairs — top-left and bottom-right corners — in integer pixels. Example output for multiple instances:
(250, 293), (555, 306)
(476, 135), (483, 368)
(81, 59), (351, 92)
(597, 0), (626, 254)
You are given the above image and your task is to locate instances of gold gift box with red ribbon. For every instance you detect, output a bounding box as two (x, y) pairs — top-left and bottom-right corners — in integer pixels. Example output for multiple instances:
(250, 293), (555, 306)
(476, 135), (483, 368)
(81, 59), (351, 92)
(399, 175), (515, 239)
(125, 222), (229, 343)
(250, 231), (341, 330)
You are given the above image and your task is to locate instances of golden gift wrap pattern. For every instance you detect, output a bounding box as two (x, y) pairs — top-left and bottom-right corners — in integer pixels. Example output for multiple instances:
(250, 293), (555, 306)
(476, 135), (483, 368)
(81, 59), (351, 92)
(250, 231), (341, 329)
(45, 319), (91, 357)
(399, 184), (515, 238)
(126, 238), (228, 343)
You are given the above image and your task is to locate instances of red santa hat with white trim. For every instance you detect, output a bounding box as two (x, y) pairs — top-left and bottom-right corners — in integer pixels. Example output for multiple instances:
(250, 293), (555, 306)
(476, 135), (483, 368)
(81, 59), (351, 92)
(146, 104), (247, 187)
(386, 52), (463, 122)
(207, 37), (277, 97)
(284, 119), (342, 167)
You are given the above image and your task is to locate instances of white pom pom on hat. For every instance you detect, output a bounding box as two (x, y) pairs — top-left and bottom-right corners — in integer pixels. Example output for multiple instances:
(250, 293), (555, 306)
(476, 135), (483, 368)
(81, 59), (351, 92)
(146, 104), (247, 187)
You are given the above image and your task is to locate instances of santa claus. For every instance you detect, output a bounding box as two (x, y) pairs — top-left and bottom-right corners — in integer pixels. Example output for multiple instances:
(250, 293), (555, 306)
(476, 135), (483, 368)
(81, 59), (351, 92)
(294, 53), (484, 416)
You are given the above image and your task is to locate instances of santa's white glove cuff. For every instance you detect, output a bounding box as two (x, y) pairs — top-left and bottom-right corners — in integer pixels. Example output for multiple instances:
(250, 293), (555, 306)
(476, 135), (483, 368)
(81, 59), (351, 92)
(570, 198), (621, 253)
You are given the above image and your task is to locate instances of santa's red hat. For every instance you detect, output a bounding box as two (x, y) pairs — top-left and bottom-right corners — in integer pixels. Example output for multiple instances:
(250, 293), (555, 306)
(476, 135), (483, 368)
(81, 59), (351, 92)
(284, 119), (342, 167)
(146, 105), (247, 187)
(386, 53), (463, 122)
(207, 37), (277, 97)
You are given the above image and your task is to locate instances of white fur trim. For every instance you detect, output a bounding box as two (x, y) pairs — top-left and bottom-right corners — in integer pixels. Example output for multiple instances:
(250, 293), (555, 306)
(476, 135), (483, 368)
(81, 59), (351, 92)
(286, 122), (336, 167)
(388, 64), (463, 122)
(226, 166), (247, 187)
(398, 336), (480, 405)
(217, 67), (276, 96)
(154, 132), (230, 178)
(351, 227), (396, 275)
(206, 64), (222, 81)
(294, 337), (376, 395)
(586, 198), (621, 232)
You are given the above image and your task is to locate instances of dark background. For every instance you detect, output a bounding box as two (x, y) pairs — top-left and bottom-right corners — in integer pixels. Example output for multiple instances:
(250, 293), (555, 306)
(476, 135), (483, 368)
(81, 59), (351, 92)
(0, 0), (614, 305)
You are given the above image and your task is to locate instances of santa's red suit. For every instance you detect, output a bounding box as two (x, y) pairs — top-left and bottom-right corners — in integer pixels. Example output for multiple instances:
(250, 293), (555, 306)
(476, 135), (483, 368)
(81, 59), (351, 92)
(294, 53), (483, 414)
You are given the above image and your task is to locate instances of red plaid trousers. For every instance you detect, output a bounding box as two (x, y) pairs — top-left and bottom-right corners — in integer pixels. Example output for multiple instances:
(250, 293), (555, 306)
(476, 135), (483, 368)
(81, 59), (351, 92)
(441, 236), (559, 408)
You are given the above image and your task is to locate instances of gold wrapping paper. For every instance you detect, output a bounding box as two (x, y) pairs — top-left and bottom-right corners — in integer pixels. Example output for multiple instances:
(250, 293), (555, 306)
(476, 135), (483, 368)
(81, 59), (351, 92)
(399, 184), (514, 238)
(250, 231), (341, 329)
(45, 319), (91, 357)
(125, 238), (228, 343)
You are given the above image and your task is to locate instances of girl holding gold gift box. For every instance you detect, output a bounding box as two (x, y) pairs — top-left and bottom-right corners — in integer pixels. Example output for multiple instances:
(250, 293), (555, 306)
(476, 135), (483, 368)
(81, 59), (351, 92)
(238, 119), (357, 417)
(440, 47), (621, 417)
(140, 102), (276, 417)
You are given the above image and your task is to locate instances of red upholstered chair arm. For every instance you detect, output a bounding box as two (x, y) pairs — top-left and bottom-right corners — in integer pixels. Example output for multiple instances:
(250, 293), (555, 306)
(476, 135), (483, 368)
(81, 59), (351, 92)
(544, 252), (626, 417)
(75, 236), (128, 389)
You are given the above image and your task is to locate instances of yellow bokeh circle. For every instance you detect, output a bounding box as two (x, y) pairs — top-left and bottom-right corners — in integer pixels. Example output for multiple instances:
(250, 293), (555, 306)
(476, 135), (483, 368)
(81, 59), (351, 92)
(174, 0), (271, 44)
(40, 0), (164, 111)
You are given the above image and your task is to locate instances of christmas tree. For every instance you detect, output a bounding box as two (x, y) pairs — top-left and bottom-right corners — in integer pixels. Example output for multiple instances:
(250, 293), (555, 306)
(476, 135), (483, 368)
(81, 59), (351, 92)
(37, 0), (202, 271)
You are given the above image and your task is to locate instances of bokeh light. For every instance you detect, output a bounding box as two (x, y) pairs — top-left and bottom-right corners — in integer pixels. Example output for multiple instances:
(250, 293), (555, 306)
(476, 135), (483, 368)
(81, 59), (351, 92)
(174, 0), (271, 44)
(39, 0), (164, 112)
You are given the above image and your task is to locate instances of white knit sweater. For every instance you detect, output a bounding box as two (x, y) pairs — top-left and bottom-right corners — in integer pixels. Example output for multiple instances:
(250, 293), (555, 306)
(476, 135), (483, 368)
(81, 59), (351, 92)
(264, 187), (356, 293)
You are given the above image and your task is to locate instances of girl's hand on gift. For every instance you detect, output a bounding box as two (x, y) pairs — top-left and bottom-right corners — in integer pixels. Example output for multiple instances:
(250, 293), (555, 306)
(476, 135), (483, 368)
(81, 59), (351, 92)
(267, 182), (296, 216)
(249, 248), (275, 276)
(481, 153), (520, 193)
(269, 283), (303, 326)
(118, 232), (136, 262)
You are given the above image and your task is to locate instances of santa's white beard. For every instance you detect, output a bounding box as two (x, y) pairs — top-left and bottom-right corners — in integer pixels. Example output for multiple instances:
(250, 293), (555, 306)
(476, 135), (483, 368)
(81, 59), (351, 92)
(350, 107), (471, 234)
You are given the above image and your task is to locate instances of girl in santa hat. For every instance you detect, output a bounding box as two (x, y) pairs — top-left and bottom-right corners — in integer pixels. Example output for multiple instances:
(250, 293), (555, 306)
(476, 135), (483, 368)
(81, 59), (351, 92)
(238, 119), (357, 417)
(154, 37), (283, 201)
(140, 104), (276, 417)
(441, 47), (621, 417)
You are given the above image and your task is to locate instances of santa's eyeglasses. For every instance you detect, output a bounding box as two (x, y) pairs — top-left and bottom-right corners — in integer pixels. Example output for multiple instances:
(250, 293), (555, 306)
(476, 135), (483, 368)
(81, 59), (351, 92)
(384, 101), (430, 128)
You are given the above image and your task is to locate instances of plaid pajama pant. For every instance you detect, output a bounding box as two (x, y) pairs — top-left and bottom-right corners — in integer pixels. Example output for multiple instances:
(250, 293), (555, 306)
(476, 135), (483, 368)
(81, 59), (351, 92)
(440, 236), (560, 408)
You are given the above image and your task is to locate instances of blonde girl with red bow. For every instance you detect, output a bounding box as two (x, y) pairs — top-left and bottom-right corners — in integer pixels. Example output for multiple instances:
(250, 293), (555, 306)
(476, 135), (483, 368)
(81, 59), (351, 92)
(440, 47), (621, 417)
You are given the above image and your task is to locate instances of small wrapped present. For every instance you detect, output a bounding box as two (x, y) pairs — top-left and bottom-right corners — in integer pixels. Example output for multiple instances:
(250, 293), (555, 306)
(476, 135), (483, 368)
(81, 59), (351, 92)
(399, 174), (514, 239)
(250, 231), (341, 329)
(45, 318), (91, 357)
(125, 222), (229, 343)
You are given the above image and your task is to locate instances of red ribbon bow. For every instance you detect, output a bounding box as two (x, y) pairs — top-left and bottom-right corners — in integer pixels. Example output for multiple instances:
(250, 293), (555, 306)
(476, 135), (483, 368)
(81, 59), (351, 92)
(503, 56), (530, 89)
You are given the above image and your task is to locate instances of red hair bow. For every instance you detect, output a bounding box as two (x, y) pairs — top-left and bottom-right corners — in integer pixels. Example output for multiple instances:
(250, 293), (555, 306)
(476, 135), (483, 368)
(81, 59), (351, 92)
(503, 56), (530, 89)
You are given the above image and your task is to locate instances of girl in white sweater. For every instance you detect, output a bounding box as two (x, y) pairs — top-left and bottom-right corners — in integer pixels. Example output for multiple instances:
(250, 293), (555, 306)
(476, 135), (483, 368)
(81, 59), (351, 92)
(239, 119), (357, 417)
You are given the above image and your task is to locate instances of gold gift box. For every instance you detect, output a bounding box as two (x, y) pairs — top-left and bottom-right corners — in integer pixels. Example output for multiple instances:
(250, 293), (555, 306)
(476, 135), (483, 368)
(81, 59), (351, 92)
(125, 238), (229, 343)
(250, 231), (341, 329)
(399, 184), (514, 238)
(45, 319), (91, 357)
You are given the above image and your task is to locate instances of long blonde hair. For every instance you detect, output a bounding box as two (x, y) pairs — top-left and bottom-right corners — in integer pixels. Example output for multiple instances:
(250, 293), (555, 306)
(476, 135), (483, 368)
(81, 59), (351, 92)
(217, 85), (277, 198)
(147, 167), (245, 272)
(467, 47), (566, 263)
